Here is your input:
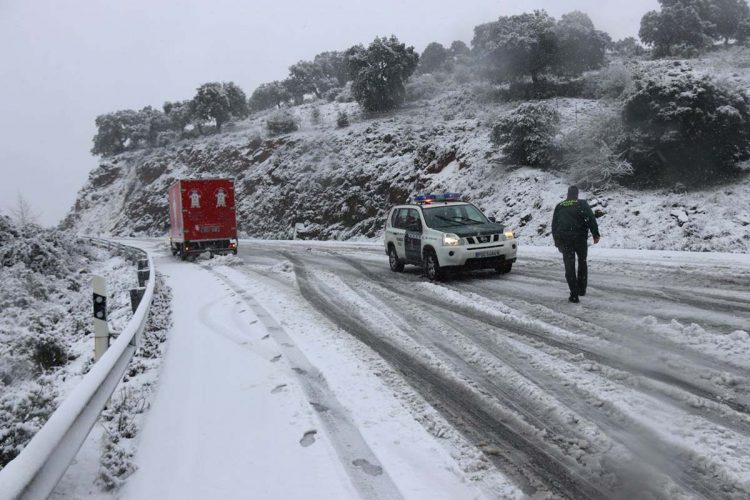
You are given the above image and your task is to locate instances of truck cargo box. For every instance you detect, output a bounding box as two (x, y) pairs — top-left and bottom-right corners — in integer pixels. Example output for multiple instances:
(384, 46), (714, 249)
(168, 179), (238, 259)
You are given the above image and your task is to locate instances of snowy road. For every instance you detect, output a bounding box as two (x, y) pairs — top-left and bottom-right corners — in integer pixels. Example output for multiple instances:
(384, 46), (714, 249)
(125, 240), (750, 499)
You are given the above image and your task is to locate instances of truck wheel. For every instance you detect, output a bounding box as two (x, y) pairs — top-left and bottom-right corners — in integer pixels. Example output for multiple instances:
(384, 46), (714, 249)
(232, 249), (238, 255)
(171, 244), (178, 256)
(388, 247), (404, 272)
(179, 248), (187, 261)
(495, 262), (512, 274)
(425, 251), (443, 281)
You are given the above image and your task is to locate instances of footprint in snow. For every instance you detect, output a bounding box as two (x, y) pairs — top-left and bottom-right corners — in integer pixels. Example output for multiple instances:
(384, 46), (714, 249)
(250, 320), (258, 325)
(309, 402), (329, 413)
(271, 384), (287, 394)
(300, 430), (317, 447)
(352, 459), (383, 476)
(282, 342), (294, 348)
(271, 355), (282, 363)
(261, 334), (270, 340)
(292, 367), (307, 375)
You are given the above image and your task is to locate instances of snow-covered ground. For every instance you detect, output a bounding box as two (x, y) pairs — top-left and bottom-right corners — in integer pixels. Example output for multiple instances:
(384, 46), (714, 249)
(51, 238), (750, 499)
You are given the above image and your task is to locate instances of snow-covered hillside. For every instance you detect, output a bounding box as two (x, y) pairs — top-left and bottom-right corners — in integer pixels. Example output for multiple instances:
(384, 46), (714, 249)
(62, 50), (750, 252)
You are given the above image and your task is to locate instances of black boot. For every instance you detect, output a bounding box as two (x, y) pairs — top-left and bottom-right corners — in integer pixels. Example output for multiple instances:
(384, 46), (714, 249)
(569, 294), (579, 303)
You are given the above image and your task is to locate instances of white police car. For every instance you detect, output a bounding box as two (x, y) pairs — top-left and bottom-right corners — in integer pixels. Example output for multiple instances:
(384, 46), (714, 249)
(384, 193), (517, 280)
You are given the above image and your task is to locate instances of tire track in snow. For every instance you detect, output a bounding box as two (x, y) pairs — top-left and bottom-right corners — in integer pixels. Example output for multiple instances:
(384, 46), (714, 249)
(334, 253), (750, 418)
(281, 251), (614, 500)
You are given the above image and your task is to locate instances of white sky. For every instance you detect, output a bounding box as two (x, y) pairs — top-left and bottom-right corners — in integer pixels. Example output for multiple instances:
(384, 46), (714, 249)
(0, 0), (657, 226)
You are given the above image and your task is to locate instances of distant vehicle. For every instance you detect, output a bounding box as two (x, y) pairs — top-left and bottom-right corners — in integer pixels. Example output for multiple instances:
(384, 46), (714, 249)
(168, 179), (238, 260)
(384, 193), (517, 280)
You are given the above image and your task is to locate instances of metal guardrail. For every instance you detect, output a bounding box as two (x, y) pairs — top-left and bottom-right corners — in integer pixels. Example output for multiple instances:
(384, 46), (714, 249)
(0, 239), (156, 500)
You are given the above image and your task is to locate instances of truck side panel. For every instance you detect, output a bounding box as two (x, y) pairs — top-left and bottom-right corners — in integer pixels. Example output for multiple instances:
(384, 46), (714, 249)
(168, 181), (185, 241)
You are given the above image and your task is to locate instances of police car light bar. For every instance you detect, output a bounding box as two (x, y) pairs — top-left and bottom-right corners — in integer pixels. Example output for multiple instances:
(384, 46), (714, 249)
(414, 192), (462, 204)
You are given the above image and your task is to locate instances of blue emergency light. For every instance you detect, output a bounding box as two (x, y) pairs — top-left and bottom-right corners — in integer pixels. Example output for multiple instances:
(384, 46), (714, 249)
(414, 192), (462, 204)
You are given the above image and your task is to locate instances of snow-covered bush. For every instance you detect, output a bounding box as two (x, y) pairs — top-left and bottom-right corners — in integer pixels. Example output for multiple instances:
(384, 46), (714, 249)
(491, 102), (561, 166)
(621, 67), (750, 186)
(336, 111), (350, 128)
(0, 379), (57, 466)
(265, 110), (298, 135)
(310, 106), (321, 125)
(560, 109), (634, 189)
(247, 132), (263, 151)
(585, 63), (635, 99)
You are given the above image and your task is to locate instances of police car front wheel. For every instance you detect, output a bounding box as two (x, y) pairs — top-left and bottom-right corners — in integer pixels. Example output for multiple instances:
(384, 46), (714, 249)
(495, 262), (512, 274)
(425, 251), (443, 281)
(388, 247), (404, 272)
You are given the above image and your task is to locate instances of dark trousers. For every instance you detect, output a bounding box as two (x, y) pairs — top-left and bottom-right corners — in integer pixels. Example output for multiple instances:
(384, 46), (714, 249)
(560, 236), (588, 296)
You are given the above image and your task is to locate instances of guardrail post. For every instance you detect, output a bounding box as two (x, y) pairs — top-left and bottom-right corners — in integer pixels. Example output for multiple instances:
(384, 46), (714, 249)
(129, 288), (146, 313)
(137, 259), (148, 270)
(93, 275), (109, 362)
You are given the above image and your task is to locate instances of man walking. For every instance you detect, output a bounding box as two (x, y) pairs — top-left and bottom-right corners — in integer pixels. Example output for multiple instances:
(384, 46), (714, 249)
(551, 186), (601, 303)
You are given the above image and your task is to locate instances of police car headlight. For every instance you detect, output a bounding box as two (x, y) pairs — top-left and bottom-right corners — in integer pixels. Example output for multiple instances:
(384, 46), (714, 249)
(442, 233), (460, 246)
(504, 230), (515, 240)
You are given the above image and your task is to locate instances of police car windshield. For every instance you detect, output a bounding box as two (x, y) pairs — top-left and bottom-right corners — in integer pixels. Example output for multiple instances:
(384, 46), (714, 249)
(422, 204), (489, 229)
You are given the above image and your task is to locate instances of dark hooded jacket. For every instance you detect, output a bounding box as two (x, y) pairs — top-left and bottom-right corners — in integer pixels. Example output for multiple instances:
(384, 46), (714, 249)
(551, 199), (600, 245)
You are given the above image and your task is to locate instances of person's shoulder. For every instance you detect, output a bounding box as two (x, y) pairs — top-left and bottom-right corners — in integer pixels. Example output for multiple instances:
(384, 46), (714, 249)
(558, 199), (578, 207)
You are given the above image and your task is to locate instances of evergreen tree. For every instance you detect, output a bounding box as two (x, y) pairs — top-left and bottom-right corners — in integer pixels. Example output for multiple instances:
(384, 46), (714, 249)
(348, 36), (419, 112)
(472, 10), (558, 84)
(554, 11), (609, 76)
(417, 42), (449, 74)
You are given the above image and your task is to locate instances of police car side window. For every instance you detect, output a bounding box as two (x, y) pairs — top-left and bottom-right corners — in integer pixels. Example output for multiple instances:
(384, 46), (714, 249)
(395, 208), (409, 229)
(406, 209), (422, 232)
(390, 209), (399, 228)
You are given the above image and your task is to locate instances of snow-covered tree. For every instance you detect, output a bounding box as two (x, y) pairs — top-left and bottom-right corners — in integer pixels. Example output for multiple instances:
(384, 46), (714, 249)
(9, 192), (40, 228)
(91, 112), (127, 156)
(638, 0), (750, 56)
(249, 81), (290, 111)
(707, 0), (750, 45)
(348, 36), (419, 112)
(554, 11), (610, 76)
(417, 42), (449, 74)
(191, 82), (247, 133)
(449, 40), (471, 58)
(163, 100), (194, 134)
(472, 10), (558, 85)
(313, 51), (350, 87)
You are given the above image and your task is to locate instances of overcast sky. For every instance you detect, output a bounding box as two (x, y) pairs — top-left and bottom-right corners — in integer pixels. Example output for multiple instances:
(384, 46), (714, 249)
(0, 0), (658, 226)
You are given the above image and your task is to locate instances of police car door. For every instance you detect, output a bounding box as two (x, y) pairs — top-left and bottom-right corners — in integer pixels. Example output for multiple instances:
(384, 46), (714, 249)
(404, 208), (423, 263)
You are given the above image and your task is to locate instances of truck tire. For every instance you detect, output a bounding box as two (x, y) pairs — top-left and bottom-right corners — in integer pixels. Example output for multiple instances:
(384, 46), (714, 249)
(424, 250), (443, 281)
(388, 247), (404, 272)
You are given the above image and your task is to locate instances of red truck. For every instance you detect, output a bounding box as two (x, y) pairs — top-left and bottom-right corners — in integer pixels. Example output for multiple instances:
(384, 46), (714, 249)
(168, 179), (238, 260)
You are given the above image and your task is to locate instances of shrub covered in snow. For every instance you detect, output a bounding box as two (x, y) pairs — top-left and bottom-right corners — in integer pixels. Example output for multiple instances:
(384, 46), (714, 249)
(621, 67), (750, 186)
(265, 109), (298, 136)
(336, 111), (350, 128)
(491, 102), (561, 166)
(560, 109), (634, 189)
(585, 62), (635, 100)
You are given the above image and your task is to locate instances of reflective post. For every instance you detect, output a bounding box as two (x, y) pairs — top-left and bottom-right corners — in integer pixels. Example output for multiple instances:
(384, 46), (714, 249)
(93, 275), (110, 362)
